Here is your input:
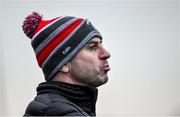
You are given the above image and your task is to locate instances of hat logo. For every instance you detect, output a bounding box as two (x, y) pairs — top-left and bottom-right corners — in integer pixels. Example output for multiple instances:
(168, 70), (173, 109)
(62, 46), (71, 55)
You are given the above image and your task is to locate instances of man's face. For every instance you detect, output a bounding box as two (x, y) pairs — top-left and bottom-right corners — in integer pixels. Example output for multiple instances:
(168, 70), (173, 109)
(68, 37), (111, 87)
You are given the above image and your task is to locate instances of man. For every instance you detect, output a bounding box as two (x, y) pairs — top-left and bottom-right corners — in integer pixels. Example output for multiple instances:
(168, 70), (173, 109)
(22, 12), (111, 116)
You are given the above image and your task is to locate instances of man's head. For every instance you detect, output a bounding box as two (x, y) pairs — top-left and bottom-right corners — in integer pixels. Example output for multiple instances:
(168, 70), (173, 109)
(22, 12), (110, 87)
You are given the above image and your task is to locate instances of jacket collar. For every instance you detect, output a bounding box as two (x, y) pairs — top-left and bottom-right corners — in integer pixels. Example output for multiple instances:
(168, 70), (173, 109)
(36, 81), (98, 115)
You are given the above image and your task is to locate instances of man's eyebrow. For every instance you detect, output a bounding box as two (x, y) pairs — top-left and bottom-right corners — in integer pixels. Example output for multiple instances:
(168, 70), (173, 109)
(87, 40), (102, 45)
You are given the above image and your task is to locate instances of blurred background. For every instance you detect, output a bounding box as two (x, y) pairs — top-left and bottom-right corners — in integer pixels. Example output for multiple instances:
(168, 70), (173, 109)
(0, 0), (180, 116)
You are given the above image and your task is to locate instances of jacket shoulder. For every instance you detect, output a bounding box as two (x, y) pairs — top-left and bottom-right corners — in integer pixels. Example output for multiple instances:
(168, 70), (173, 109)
(24, 93), (88, 116)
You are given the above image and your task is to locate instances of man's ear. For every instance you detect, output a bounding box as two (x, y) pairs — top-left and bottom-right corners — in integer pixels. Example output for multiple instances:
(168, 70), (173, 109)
(60, 64), (69, 73)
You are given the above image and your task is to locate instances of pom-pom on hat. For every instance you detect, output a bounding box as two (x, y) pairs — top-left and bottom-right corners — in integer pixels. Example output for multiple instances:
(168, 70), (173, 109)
(22, 12), (102, 81)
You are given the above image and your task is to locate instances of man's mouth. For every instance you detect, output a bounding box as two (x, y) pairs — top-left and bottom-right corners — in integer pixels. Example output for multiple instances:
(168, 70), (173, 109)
(102, 64), (110, 73)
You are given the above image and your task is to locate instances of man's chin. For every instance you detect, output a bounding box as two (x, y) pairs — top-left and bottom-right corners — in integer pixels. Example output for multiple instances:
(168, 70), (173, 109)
(92, 76), (108, 87)
(101, 76), (108, 85)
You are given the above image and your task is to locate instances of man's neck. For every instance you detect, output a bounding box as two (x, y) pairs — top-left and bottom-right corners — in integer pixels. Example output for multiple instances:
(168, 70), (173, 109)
(52, 72), (87, 86)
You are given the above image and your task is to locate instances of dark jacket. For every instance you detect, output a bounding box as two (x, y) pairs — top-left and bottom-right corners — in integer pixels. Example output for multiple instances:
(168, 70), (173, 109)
(24, 81), (98, 116)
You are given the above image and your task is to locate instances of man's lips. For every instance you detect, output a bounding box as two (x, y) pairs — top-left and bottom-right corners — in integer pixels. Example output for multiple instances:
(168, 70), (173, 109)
(102, 64), (110, 72)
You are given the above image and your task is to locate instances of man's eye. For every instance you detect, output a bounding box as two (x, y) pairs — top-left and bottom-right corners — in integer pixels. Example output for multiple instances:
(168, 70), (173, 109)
(89, 45), (97, 50)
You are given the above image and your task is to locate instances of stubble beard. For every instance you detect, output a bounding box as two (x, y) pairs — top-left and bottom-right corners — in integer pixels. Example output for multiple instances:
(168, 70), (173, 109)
(70, 63), (108, 87)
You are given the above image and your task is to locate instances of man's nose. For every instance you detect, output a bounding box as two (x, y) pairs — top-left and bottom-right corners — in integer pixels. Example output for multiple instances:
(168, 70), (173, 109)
(99, 47), (111, 60)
